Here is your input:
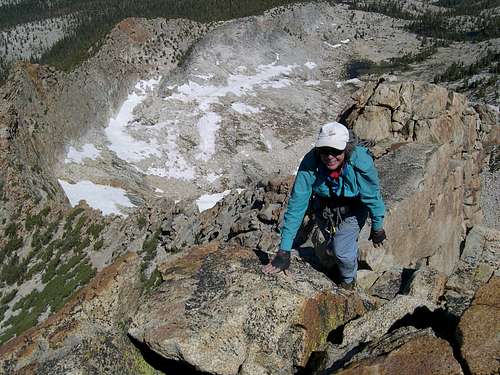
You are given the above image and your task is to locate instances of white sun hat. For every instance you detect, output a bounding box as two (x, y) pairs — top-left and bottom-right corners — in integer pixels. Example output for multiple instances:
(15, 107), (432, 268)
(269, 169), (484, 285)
(315, 122), (349, 150)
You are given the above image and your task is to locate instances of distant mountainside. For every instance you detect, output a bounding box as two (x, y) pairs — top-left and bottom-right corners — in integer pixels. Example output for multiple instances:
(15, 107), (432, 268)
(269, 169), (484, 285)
(1, 0), (498, 103)
(0, 0), (304, 81)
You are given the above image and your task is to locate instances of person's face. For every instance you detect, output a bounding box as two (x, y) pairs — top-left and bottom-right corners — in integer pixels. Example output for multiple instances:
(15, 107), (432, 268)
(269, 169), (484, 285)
(318, 147), (345, 171)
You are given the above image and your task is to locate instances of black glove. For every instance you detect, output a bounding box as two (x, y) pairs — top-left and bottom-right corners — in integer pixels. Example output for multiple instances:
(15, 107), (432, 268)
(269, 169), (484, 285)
(369, 229), (386, 247)
(270, 250), (291, 271)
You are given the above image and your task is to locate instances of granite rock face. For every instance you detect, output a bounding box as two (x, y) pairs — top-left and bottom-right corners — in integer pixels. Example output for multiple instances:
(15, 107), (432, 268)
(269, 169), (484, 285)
(129, 242), (366, 375)
(333, 328), (463, 375)
(444, 225), (500, 317)
(339, 80), (489, 275)
(405, 266), (447, 304)
(457, 276), (500, 375)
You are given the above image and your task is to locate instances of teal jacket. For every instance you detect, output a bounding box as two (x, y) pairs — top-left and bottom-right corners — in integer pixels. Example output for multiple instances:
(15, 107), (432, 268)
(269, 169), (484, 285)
(279, 146), (385, 251)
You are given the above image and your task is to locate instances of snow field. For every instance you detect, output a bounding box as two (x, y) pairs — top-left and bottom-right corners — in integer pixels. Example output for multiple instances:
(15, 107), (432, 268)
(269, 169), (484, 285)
(58, 180), (136, 216)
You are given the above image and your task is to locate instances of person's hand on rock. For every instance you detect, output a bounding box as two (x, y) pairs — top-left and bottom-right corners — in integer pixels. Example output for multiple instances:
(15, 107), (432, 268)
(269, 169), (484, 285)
(262, 250), (290, 275)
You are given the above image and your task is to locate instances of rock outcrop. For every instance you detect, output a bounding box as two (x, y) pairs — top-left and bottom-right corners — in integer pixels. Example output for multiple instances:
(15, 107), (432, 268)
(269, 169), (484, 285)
(339, 79), (491, 275)
(333, 327), (463, 375)
(457, 276), (500, 375)
(444, 225), (500, 317)
(129, 242), (366, 375)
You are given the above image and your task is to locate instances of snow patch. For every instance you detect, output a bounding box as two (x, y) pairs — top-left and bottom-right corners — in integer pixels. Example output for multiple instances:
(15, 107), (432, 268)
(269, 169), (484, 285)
(196, 112), (221, 161)
(261, 132), (273, 151)
(193, 73), (214, 80)
(304, 80), (321, 86)
(231, 102), (262, 115)
(336, 78), (362, 88)
(324, 42), (342, 48)
(65, 144), (100, 164)
(196, 190), (231, 212)
(165, 62), (299, 161)
(104, 77), (162, 163)
(58, 179), (136, 216)
(340, 39), (350, 44)
(206, 173), (222, 183)
(146, 126), (195, 180)
(305, 61), (317, 69)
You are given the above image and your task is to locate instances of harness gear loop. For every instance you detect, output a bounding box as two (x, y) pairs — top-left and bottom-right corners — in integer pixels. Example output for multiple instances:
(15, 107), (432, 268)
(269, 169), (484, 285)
(322, 205), (343, 233)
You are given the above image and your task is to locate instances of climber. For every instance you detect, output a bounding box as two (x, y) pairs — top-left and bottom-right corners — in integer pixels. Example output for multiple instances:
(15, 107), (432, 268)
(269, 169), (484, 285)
(262, 122), (386, 290)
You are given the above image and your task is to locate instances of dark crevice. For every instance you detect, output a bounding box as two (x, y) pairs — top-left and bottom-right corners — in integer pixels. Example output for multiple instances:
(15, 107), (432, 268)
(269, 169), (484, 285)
(458, 225), (473, 257)
(398, 268), (416, 294)
(337, 103), (357, 126)
(357, 259), (372, 271)
(327, 324), (344, 345)
(128, 334), (212, 375)
(387, 306), (471, 375)
(295, 351), (328, 375)
(253, 249), (270, 266)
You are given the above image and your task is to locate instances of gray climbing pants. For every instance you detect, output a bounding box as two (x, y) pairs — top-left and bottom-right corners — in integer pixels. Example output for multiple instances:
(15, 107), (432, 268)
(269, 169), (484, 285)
(315, 208), (367, 283)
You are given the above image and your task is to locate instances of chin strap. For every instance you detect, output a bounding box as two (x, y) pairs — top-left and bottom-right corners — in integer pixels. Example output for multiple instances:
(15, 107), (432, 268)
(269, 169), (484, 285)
(270, 250), (291, 271)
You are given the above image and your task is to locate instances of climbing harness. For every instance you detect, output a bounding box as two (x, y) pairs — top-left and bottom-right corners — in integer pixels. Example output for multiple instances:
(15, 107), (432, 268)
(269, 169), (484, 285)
(314, 138), (371, 243)
(322, 205), (342, 237)
(317, 172), (360, 244)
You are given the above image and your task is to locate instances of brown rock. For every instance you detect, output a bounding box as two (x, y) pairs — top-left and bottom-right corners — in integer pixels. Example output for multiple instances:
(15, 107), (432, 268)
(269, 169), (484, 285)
(369, 82), (401, 110)
(352, 105), (392, 141)
(334, 334), (463, 375)
(360, 142), (464, 275)
(340, 80), (487, 276)
(457, 276), (500, 375)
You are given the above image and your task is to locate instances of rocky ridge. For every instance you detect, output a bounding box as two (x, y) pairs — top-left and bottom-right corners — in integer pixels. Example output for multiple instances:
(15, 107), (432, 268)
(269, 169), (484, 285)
(0, 78), (498, 374)
(0, 2), (498, 374)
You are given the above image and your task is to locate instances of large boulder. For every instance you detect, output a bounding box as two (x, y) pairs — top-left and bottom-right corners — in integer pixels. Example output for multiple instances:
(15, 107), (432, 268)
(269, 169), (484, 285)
(128, 242), (366, 375)
(405, 266), (447, 304)
(457, 276), (500, 375)
(340, 295), (436, 349)
(358, 142), (465, 275)
(341, 80), (487, 275)
(332, 327), (463, 375)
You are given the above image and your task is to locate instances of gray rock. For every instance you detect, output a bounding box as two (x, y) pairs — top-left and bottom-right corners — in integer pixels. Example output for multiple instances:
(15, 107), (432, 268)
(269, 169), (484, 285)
(405, 266), (447, 304)
(341, 295), (436, 349)
(444, 225), (500, 316)
(356, 270), (380, 290)
(368, 268), (403, 300)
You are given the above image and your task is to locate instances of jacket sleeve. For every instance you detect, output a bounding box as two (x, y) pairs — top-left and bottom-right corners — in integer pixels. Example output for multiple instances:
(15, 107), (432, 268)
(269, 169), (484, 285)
(352, 148), (385, 231)
(279, 153), (316, 251)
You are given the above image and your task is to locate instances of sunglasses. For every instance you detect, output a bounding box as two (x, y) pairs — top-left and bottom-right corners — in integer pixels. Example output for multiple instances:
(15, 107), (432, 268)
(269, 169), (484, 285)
(317, 147), (344, 157)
